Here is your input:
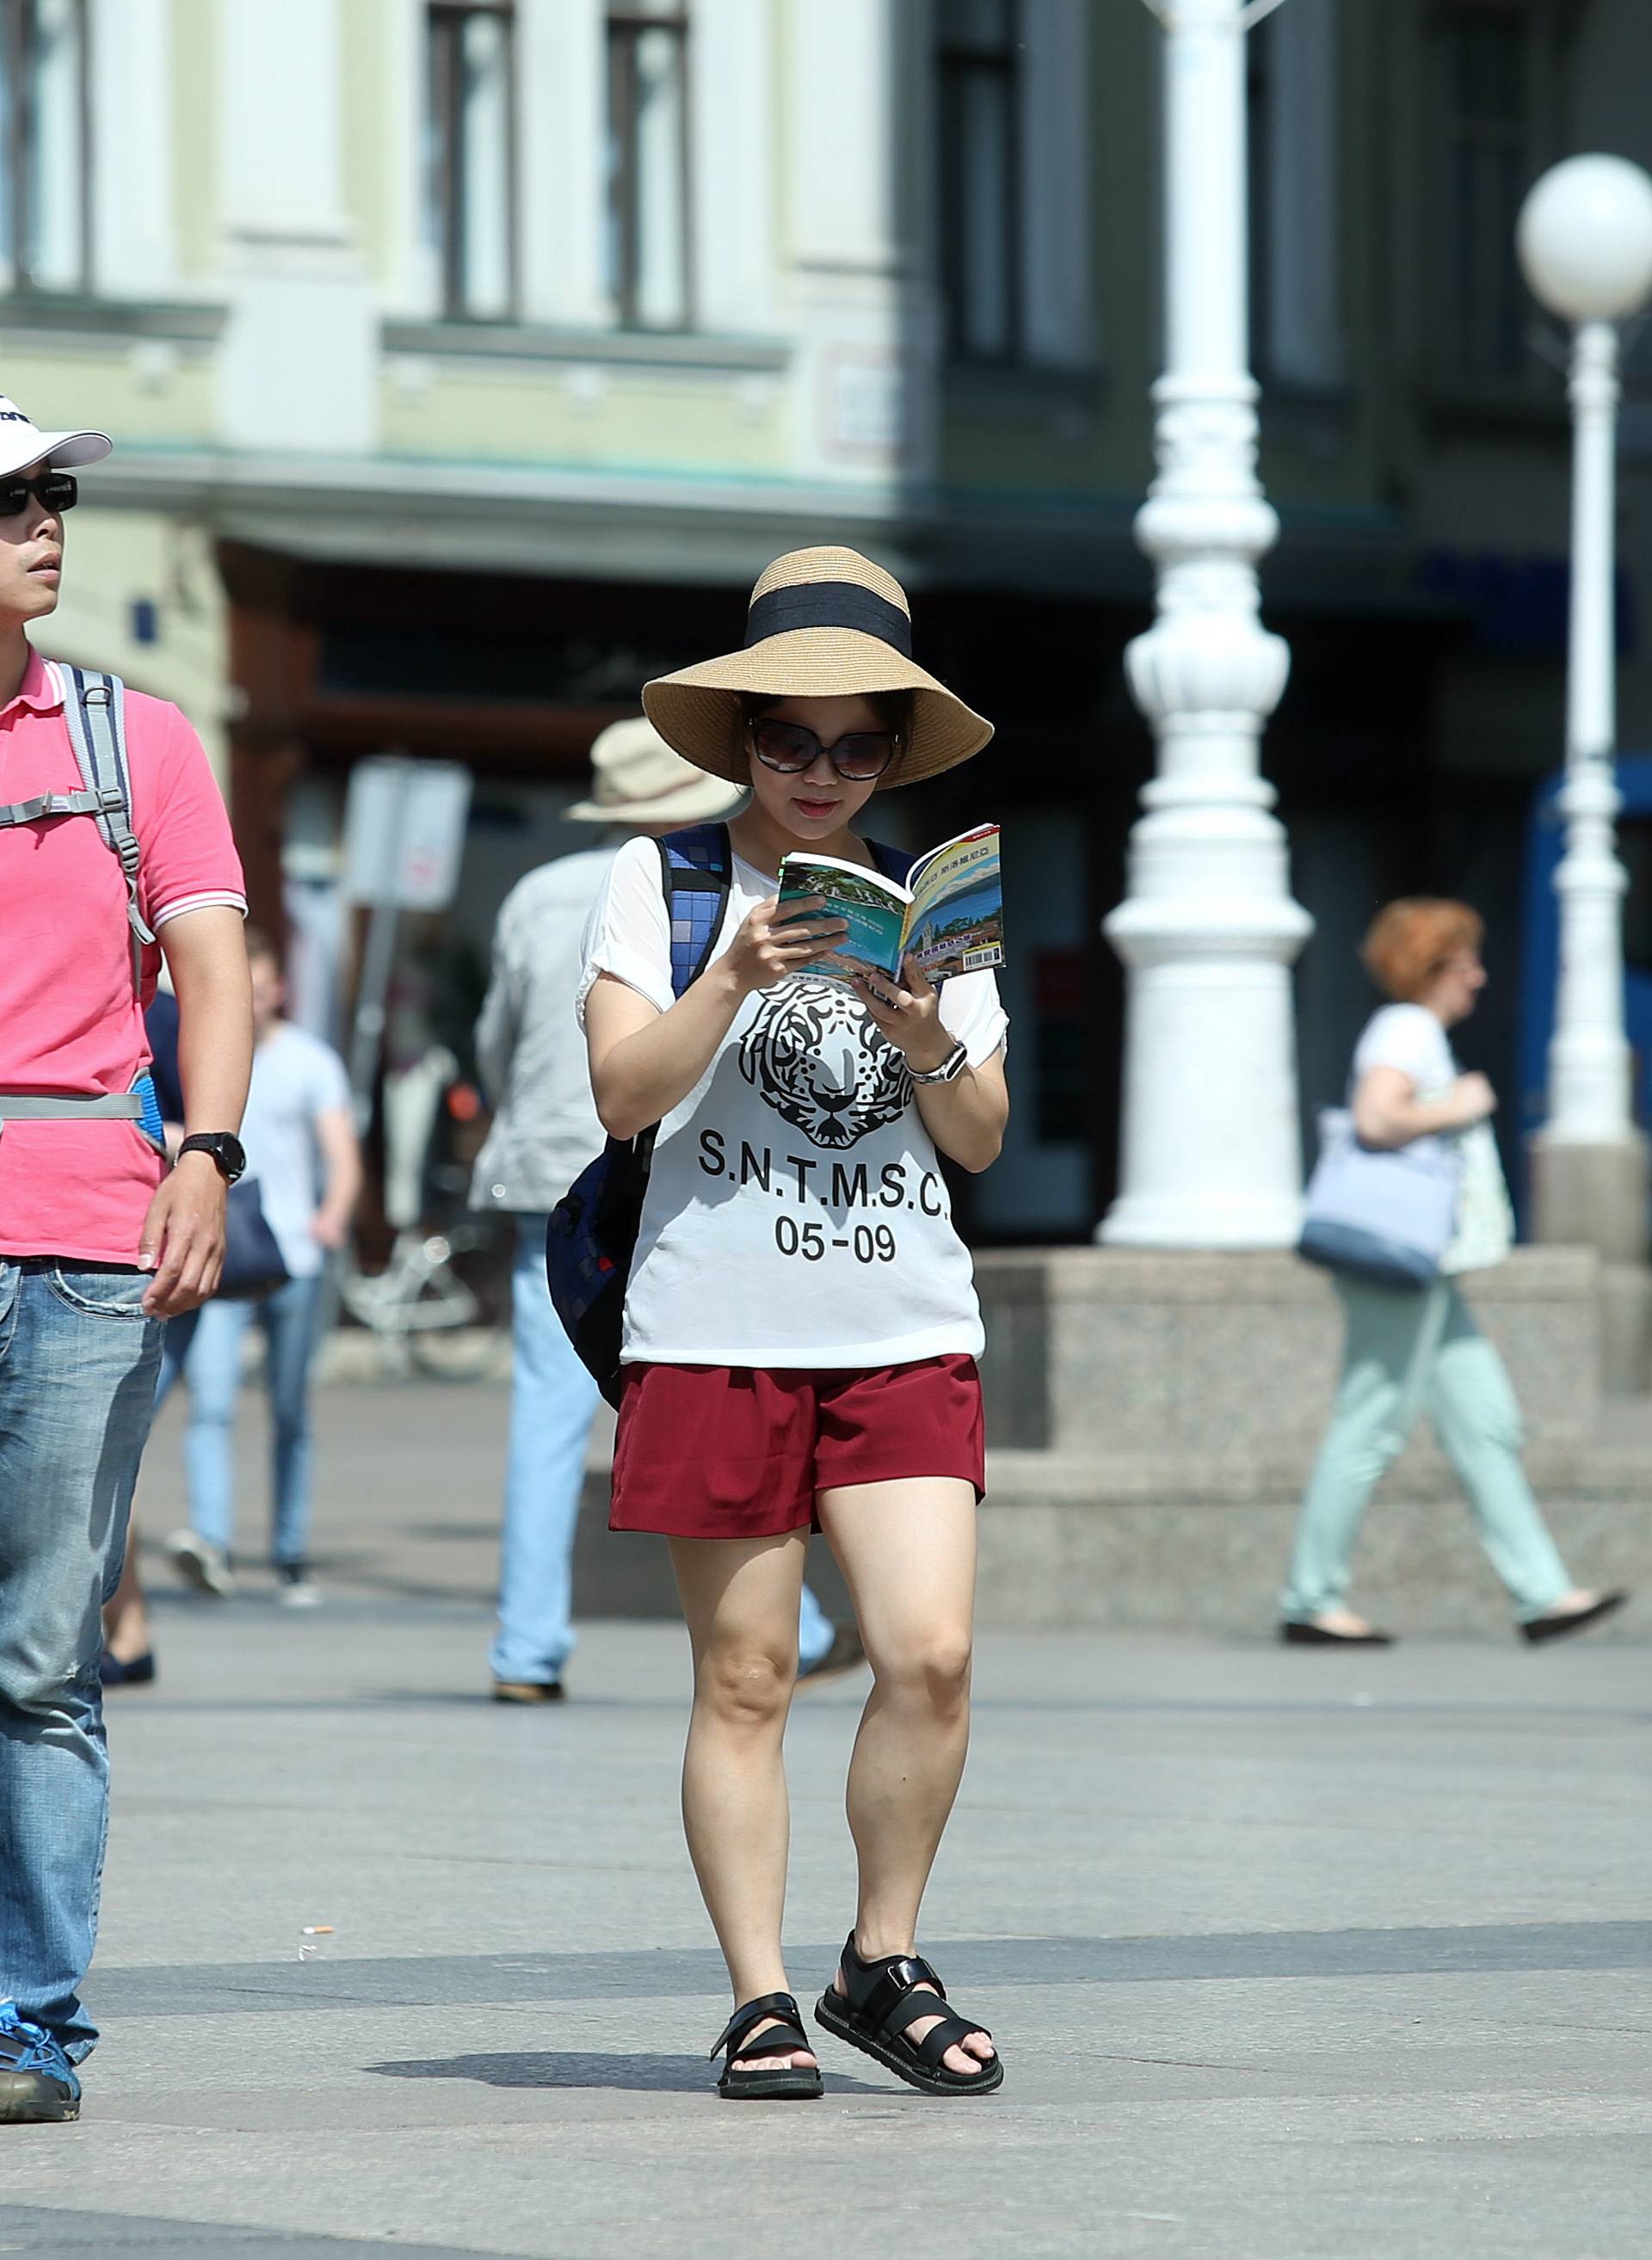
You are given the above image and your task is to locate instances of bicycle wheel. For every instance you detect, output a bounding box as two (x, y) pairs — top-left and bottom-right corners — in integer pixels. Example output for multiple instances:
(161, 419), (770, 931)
(405, 1229), (510, 1382)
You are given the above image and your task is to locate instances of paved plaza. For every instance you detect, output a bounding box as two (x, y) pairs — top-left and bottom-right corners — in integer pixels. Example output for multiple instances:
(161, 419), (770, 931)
(1, 1384), (1647, 2258)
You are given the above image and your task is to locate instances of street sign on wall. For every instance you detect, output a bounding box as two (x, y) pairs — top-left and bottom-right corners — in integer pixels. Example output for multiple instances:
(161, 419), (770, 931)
(342, 757), (472, 911)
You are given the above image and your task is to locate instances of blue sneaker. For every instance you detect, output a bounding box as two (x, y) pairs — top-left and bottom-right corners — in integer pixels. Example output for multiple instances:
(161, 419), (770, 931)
(0, 2002), (80, 2123)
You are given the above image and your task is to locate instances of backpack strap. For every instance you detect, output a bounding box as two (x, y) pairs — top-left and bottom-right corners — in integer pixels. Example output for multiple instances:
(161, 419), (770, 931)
(59, 664), (154, 1000)
(656, 822), (736, 1000)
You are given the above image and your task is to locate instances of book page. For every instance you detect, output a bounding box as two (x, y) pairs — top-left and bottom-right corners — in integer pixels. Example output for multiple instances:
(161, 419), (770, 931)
(902, 824), (1004, 982)
(776, 853), (910, 986)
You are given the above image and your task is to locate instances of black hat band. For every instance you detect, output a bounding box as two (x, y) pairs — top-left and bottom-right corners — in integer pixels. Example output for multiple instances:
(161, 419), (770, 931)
(743, 582), (913, 657)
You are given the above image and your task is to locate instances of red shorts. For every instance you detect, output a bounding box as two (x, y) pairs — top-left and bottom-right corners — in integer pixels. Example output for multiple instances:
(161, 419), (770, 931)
(609, 1355), (985, 1539)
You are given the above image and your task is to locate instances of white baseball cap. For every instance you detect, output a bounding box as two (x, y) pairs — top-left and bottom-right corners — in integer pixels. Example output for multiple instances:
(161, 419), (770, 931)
(565, 716), (747, 824)
(0, 395), (113, 479)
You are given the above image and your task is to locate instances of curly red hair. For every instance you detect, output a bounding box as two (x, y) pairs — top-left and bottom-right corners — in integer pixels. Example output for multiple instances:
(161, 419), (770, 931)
(1361, 899), (1484, 1002)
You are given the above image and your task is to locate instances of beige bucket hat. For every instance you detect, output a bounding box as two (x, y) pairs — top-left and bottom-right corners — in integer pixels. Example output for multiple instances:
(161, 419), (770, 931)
(565, 715), (748, 824)
(642, 546), (993, 791)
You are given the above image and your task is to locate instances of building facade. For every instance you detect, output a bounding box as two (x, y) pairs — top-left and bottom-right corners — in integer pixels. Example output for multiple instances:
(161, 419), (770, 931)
(3, 0), (1651, 1237)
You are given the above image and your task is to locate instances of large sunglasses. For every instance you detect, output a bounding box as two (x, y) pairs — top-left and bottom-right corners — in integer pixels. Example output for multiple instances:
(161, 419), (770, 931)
(0, 471), (77, 519)
(750, 717), (899, 782)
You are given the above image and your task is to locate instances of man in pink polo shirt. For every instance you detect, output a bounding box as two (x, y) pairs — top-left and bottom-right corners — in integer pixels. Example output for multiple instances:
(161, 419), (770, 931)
(0, 397), (252, 2125)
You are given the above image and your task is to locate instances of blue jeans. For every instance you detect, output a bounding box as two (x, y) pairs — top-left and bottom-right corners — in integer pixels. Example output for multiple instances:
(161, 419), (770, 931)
(0, 1261), (163, 2059)
(491, 1217), (602, 1684)
(494, 1218), (838, 1682)
(170, 1272), (327, 1567)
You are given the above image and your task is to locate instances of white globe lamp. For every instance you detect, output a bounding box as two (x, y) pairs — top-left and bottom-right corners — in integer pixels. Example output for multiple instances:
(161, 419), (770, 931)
(1517, 154), (1652, 323)
(1519, 155), (1652, 1259)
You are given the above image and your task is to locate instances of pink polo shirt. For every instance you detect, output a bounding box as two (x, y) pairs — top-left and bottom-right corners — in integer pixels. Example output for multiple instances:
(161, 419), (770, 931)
(0, 648), (246, 1263)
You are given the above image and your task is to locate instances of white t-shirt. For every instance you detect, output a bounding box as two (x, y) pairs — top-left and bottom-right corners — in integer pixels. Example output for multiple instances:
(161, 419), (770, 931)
(241, 1022), (352, 1280)
(1353, 1002), (1458, 1095)
(578, 835), (1008, 1369)
(1351, 1002), (1513, 1275)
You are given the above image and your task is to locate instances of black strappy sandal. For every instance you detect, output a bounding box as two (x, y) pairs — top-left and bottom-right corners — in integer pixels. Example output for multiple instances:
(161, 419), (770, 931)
(815, 1934), (1003, 2097)
(709, 1992), (824, 2101)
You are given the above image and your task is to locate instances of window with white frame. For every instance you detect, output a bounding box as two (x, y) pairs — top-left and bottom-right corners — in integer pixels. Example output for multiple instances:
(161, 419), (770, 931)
(1433, 3), (1545, 385)
(426, 1), (517, 322)
(0, 0), (90, 295)
(937, 0), (1020, 365)
(607, 1), (691, 331)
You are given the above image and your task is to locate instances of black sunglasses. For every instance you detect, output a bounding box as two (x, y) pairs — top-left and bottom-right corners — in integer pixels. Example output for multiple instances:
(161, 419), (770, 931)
(750, 717), (899, 782)
(0, 471), (77, 519)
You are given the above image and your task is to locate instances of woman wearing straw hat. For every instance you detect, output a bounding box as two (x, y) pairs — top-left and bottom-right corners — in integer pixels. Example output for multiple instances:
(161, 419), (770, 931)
(579, 548), (1007, 2099)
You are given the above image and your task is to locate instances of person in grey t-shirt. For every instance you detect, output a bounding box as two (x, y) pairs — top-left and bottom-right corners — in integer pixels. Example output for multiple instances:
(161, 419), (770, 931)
(472, 718), (858, 1700)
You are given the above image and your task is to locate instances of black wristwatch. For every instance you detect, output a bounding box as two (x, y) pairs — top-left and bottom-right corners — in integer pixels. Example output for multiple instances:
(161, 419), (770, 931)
(176, 1132), (247, 1185)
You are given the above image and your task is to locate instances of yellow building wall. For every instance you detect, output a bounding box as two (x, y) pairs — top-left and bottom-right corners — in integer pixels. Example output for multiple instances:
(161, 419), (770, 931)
(381, 362), (790, 477)
(33, 508), (231, 787)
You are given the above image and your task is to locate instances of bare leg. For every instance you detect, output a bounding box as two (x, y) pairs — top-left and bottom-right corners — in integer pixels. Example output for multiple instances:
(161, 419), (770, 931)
(669, 1530), (815, 2074)
(102, 1530), (153, 1664)
(817, 1477), (994, 2078)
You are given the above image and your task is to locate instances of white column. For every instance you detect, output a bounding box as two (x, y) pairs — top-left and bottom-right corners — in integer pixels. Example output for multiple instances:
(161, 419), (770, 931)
(1101, 0), (1311, 1249)
(89, 0), (175, 300)
(217, 0), (378, 455)
(1544, 319), (1635, 1142)
(692, 0), (777, 333)
(782, 0), (939, 487)
(519, 0), (608, 327)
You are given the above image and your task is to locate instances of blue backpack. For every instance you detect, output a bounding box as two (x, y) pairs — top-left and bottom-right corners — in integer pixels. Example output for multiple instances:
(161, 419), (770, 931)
(545, 820), (916, 1404)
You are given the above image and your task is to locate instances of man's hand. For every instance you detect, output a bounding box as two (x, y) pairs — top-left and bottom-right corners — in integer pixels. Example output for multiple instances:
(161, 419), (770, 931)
(138, 1151), (228, 1315)
(310, 1207), (351, 1253)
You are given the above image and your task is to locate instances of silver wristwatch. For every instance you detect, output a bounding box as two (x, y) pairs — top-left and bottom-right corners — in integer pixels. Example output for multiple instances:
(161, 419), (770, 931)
(911, 1040), (969, 1086)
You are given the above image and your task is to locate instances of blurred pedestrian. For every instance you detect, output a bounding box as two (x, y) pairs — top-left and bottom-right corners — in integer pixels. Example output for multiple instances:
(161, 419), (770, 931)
(582, 548), (1007, 2098)
(1283, 898), (1629, 1647)
(98, 985), (188, 1688)
(0, 395), (251, 2123)
(472, 717), (860, 1703)
(165, 927), (361, 1607)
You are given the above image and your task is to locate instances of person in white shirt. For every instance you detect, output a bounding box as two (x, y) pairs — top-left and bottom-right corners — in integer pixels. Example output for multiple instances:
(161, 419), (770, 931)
(1281, 897), (1628, 1647)
(582, 548), (1008, 2100)
(166, 928), (361, 1607)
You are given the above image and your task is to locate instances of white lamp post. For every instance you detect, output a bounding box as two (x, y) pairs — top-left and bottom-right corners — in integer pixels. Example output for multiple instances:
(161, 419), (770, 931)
(1102, 0), (1311, 1247)
(1517, 155), (1652, 1256)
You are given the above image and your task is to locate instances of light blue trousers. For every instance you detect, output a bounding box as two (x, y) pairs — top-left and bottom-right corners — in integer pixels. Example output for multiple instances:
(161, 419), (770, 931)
(163, 1273), (328, 1568)
(495, 1217), (837, 1684)
(1282, 1277), (1573, 1624)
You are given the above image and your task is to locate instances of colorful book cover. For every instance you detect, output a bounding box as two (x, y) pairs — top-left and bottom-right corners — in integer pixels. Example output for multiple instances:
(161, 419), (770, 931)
(776, 824), (1003, 988)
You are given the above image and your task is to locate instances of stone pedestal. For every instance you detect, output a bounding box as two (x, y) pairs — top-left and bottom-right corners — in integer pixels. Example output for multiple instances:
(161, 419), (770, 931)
(1528, 1136), (1650, 1393)
(968, 1247), (1645, 1634)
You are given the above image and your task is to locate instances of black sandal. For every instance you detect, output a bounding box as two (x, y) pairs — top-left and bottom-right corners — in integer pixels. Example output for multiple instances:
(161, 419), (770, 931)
(709, 1992), (823, 2101)
(815, 1935), (1003, 2097)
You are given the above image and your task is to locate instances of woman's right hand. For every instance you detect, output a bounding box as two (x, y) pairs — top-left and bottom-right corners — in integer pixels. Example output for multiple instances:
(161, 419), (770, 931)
(724, 895), (849, 995)
(1447, 1070), (1497, 1127)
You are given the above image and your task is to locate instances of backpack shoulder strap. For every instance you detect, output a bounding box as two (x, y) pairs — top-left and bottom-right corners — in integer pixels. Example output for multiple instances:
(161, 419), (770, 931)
(869, 837), (920, 887)
(59, 665), (155, 998)
(656, 822), (735, 1000)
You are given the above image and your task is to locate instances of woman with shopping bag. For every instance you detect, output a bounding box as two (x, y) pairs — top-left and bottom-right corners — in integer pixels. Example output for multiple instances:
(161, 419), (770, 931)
(1286, 897), (1628, 1647)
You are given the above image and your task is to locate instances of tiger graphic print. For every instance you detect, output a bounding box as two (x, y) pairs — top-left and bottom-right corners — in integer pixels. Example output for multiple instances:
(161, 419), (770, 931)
(737, 977), (911, 1150)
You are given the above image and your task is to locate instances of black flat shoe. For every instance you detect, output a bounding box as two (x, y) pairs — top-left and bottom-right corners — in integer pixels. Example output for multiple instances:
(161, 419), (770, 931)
(98, 1648), (157, 1686)
(1520, 1592), (1628, 1647)
(710, 1992), (823, 2101)
(1279, 1620), (1395, 1648)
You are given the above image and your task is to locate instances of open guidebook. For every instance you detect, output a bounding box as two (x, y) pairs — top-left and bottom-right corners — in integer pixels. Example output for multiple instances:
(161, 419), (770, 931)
(776, 823), (1004, 988)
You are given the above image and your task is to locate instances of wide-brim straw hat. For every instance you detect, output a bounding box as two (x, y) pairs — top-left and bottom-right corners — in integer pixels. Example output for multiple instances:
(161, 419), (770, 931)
(565, 716), (748, 823)
(642, 547), (993, 791)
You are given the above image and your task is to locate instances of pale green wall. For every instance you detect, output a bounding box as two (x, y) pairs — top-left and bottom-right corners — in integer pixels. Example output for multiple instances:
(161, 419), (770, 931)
(382, 364), (789, 476)
(340, 0), (403, 293)
(0, 342), (218, 447)
(34, 508), (230, 784)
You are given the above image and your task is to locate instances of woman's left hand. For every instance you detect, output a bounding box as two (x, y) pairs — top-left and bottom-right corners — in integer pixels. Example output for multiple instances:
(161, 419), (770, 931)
(852, 958), (957, 1075)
